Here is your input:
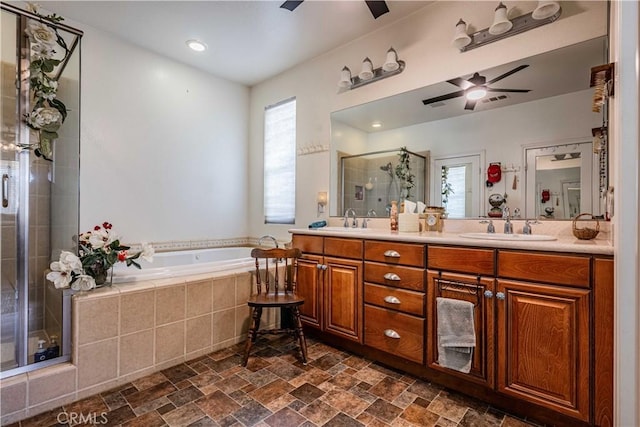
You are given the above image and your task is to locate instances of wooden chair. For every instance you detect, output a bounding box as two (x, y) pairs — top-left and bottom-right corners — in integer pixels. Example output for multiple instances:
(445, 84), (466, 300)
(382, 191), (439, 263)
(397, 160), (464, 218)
(242, 247), (308, 366)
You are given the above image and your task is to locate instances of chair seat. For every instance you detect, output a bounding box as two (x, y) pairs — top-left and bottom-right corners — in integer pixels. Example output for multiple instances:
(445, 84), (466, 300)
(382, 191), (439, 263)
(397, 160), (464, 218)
(247, 293), (304, 307)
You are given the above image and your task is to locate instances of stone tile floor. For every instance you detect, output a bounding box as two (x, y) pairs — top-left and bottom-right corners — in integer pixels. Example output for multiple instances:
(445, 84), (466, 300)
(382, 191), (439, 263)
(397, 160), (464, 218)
(11, 336), (540, 427)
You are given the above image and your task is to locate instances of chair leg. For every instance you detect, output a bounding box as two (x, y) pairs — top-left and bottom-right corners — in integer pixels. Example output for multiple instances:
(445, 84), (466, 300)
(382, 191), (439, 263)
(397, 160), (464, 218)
(292, 306), (308, 365)
(242, 307), (262, 367)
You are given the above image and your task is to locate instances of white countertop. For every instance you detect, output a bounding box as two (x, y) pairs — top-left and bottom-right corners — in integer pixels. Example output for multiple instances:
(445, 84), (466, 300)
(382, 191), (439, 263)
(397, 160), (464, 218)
(289, 219), (613, 256)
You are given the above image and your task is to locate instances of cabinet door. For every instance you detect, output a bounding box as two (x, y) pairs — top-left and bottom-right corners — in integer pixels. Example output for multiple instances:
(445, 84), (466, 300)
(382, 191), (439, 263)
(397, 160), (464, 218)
(324, 256), (363, 343)
(496, 279), (590, 422)
(426, 271), (495, 388)
(296, 254), (323, 329)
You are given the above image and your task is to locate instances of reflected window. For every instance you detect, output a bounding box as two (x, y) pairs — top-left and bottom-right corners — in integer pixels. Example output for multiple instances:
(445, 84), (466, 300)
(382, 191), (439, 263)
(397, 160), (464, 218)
(433, 154), (481, 218)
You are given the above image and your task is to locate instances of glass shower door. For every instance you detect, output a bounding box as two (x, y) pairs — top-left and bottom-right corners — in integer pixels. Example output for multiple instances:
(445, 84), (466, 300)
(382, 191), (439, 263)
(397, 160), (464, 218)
(1, 5), (81, 377)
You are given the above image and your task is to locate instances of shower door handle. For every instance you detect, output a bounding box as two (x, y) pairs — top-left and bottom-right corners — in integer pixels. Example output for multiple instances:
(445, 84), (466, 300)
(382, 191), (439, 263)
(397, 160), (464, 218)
(2, 174), (8, 208)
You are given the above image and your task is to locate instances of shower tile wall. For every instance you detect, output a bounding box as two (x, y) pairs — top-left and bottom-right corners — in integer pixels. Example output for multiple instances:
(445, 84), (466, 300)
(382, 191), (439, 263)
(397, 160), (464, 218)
(343, 154), (398, 217)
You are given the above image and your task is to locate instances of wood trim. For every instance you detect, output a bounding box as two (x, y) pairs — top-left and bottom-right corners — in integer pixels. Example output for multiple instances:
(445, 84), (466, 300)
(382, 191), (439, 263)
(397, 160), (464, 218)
(593, 257), (614, 426)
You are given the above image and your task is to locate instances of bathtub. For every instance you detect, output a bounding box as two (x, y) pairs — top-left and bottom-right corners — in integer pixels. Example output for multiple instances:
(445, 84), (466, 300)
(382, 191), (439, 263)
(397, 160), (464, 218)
(111, 247), (255, 283)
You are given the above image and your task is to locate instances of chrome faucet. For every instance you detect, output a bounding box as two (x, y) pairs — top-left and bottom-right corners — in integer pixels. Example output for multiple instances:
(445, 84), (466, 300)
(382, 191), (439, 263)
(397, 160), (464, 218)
(522, 219), (540, 235)
(362, 209), (377, 228)
(503, 207), (513, 234)
(344, 208), (358, 228)
(258, 235), (279, 248)
(480, 219), (495, 233)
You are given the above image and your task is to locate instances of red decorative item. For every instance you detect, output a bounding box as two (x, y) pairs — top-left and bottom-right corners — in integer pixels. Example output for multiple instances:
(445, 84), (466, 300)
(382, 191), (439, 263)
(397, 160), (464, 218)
(487, 163), (502, 184)
(541, 189), (551, 203)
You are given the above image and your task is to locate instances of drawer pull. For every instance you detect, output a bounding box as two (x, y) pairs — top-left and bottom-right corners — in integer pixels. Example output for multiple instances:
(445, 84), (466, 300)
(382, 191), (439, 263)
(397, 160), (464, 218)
(496, 292), (505, 300)
(384, 329), (401, 339)
(383, 295), (401, 304)
(383, 272), (401, 281)
(484, 290), (493, 299)
(383, 250), (401, 258)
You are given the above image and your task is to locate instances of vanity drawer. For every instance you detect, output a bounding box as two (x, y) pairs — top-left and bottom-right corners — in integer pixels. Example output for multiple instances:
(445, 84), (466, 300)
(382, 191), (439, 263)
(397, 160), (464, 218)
(498, 250), (591, 288)
(364, 241), (426, 267)
(364, 283), (425, 316)
(292, 235), (323, 255)
(365, 304), (424, 364)
(324, 237), (363, 259)
(427, 246), (495, 276)
(364, 262), (425, 291)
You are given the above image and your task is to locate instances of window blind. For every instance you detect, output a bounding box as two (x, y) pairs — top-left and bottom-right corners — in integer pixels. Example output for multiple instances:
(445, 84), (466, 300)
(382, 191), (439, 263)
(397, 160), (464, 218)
(264, 98), (296, 224)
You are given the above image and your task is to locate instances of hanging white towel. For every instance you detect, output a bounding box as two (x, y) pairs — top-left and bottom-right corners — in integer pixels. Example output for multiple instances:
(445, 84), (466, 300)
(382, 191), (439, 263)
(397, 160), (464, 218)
(436, 297), (476, 373)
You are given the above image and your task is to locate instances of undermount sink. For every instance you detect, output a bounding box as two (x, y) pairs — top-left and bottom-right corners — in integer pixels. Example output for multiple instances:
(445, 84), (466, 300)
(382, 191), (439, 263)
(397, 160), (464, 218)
(316, 226), (372, 232)
(459, 232), (557, 241)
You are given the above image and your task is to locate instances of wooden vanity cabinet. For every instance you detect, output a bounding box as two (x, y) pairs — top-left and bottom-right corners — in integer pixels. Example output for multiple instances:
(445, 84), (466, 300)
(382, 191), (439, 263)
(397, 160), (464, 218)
(363, 240), (426, 364)
(496, 250), (591, 422)
(292, 234), (363, 343)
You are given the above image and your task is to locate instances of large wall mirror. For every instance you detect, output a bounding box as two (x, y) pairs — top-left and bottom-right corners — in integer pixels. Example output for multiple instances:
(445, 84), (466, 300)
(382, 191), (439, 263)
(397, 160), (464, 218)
(330, 36), (608, 219)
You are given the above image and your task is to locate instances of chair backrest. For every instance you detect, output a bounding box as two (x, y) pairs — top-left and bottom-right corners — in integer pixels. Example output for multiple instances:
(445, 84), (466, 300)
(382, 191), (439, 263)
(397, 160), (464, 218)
(250, 247), (302, 296)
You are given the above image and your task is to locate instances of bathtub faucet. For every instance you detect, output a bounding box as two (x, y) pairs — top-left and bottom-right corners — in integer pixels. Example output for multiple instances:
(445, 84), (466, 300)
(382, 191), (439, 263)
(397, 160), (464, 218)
(258, 235), (279, 248)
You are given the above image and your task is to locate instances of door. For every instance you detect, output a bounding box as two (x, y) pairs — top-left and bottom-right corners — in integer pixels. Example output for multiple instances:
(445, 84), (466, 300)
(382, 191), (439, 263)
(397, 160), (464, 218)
(426, 271), (495, 387)
(324, 256), (362, 343)
(496, 279), (590, 421)
(296, 254), (323, 329)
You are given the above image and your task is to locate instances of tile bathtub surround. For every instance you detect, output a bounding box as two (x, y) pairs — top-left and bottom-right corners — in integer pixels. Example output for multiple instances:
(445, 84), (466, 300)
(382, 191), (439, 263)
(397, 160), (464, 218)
(0, 270), (255, 425)
(8, 337), (540, 427)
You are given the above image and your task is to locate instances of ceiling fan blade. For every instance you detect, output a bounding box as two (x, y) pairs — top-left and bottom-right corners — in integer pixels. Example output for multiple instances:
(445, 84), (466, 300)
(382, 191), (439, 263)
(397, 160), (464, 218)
(280, 0), (304, 11)
(487, 88), (531, 93)
(486, 64), (529, 85)
(447, 77), (473, 90)
(365, 1), (389, 19)
(422, 90), (465, 105)
(464, 99), (477, 111)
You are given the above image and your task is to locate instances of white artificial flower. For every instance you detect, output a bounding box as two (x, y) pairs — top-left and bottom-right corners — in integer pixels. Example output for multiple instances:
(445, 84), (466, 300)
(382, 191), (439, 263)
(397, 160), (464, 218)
(26, 107), (62, 130)
(59, 250), (83, 273)
(71, 275), (96, 291)
(46, 270), (72, 289)
(31, 43), (54, 61)
(25, 21), (57, 48)
(26, 2), (40, 13)
(88, 228), (112, 249)
(140, 242), (155, 263)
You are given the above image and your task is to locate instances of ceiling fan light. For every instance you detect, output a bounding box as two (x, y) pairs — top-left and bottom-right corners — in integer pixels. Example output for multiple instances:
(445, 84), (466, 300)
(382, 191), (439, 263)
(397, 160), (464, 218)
(382, 47), (399, 72)
(466, 86), (487, 100)
(489, 2), (513, 35)
(338, 66), (352, 88)
(452, 19), (472, 49)
(186, 39), (207, 52)
(532, 0), (560, 20)
(359, 57), (374, 81)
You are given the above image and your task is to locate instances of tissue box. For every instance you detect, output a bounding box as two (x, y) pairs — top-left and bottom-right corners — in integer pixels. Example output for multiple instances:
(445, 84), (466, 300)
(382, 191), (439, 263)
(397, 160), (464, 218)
(398, 213), (420, 232)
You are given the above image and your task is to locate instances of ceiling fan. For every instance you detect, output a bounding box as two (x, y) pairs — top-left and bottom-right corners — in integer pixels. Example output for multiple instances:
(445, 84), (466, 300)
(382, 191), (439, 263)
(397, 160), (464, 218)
(280, 1), (390, 19)
(422, 64), (531, 111)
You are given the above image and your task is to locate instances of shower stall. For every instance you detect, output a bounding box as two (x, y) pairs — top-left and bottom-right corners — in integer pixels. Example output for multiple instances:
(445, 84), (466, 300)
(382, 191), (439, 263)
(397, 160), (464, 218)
(1, 4), (81, 378)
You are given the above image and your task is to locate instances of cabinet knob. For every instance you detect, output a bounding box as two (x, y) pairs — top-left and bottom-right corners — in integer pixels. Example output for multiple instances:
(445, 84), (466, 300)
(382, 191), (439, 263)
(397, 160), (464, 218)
(316, 264), (322, 270)
(496, 292), (505, 300)
(321, 265), (328, 271)
(383, 250), (401, 258)
(384, 329), (401, 339)
(383, 295), (401, 304)
(484, 290), (494, 299)
(383, 272), (401, 281)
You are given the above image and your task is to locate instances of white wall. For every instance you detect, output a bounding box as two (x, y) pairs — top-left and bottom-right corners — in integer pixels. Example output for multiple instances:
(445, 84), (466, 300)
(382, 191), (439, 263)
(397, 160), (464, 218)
(248, 1), (607, 241)
(79, 26), (250, 243)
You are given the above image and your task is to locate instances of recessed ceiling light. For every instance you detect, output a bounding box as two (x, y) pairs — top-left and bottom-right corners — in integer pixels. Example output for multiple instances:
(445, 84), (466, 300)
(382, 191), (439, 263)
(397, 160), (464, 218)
(186, 39), (207, 52)
(371, 122), (382, 128)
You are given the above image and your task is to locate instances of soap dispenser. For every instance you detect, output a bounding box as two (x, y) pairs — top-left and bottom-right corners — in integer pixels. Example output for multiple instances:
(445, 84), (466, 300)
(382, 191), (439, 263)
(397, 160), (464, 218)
(47, 335), (60, 359)
(34, 339), (48, 363)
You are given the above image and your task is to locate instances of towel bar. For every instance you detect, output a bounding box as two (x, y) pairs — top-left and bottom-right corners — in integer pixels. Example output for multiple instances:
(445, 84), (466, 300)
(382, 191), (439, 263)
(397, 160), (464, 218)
(435, 272), (483, 306)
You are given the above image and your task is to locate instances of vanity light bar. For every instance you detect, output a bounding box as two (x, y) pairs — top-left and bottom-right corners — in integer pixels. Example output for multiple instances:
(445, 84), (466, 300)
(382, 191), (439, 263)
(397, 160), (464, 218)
(459, 8), (561, 52)
(348, 60), (406, 91)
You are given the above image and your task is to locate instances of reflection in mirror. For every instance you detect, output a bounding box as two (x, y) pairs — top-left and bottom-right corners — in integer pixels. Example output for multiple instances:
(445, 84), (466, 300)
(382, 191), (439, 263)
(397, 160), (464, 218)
(432, 153), (482, 218)
(339, 149), (427, 218)
(330, 36), (608, 219)
(525, 142), (595, 219)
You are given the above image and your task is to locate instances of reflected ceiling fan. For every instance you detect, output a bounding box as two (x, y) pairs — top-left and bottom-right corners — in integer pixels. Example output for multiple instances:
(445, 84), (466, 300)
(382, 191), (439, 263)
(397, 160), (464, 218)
(280, 1), (390, 19)
(422, 64), (531, 111)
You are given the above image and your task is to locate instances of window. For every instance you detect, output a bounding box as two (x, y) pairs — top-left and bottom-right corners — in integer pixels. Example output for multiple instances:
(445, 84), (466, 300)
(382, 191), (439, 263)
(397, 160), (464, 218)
(433, 153), (482, 218)
(264, 97), (296, 224)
